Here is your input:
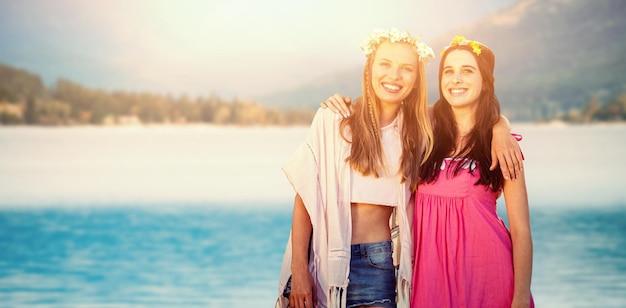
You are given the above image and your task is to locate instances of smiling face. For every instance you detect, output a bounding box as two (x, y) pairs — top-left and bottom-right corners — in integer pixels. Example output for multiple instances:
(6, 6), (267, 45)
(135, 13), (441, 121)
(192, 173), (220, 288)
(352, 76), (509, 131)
(370, 41), (419, 106)
(441, 49), (483, 112)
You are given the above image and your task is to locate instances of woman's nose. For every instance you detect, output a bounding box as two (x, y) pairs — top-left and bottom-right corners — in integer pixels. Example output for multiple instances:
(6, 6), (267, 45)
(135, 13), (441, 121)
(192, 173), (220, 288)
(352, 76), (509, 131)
(388, 68), (401, 80)
(452, 73), (462, 84)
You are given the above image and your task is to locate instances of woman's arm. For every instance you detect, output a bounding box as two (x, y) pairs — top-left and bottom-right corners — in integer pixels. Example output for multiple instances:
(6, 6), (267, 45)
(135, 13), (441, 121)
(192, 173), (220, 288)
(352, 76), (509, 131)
(322, 95), (523, 181)
(491, 116), (524, 180)
(502, 170), (533, 308)
(289, 194), (317, 308)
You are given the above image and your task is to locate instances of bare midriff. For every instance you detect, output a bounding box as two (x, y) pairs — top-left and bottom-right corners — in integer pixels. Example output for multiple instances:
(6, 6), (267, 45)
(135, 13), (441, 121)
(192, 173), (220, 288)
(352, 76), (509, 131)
(350, 202), (394, 244)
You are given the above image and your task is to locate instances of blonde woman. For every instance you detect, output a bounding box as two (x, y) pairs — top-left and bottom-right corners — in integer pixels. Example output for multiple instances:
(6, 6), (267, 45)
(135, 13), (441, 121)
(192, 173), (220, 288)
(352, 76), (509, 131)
(276, 29), (434, 308)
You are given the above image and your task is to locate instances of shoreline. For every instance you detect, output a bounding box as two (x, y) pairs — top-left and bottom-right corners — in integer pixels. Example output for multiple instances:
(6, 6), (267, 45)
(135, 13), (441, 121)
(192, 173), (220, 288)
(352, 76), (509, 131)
(1, 121), (626, 129)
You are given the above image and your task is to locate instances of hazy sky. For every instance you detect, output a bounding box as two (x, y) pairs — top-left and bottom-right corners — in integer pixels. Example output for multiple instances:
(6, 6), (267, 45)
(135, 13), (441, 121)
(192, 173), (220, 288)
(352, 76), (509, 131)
(0, 0), (517, 99)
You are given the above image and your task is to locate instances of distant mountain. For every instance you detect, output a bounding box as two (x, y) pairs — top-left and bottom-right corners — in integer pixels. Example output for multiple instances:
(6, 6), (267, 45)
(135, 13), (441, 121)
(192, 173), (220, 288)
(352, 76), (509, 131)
(255, 66), (363, 110)
(256, 0), (626, 121)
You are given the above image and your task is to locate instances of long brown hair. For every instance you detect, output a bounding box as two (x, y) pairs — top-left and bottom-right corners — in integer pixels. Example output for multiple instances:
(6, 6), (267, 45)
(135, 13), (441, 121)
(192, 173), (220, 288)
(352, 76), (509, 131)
(340, 42), (433, 192)
(420, 42), (504, 191)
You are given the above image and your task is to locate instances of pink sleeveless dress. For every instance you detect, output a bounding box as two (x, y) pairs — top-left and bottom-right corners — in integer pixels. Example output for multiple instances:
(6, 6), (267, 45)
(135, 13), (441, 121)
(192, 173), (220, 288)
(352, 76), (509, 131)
(410, 159), (534, 307)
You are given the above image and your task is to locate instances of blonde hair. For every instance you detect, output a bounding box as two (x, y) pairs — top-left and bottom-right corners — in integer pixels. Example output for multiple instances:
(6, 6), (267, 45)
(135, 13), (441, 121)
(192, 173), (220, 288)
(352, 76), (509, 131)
(341, 44), (433, 192)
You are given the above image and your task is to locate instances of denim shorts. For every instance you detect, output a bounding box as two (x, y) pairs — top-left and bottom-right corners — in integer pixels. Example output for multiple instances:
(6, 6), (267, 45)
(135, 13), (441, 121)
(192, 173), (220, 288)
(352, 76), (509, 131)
(282, 241), (396, 307)
(347, 240), (396, 308)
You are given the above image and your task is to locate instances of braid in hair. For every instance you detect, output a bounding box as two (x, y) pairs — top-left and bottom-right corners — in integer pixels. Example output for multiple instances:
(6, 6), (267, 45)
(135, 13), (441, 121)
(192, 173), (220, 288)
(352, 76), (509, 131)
(364, 64), (380, 140)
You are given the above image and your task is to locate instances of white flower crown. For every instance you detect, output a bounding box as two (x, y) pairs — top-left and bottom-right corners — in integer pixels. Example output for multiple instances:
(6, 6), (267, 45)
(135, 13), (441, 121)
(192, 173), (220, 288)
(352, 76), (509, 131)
(360, 28), (435, 64)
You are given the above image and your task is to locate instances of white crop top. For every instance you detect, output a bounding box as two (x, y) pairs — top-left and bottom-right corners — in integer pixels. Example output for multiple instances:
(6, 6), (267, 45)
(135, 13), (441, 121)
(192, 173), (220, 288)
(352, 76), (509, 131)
(350, 115), (402, 206)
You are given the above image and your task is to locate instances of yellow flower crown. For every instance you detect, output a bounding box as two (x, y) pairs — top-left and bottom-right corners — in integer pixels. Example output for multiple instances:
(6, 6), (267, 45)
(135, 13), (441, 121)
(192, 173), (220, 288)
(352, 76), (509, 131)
(441, 35), (482, 56)
(360, 28), (435, 64)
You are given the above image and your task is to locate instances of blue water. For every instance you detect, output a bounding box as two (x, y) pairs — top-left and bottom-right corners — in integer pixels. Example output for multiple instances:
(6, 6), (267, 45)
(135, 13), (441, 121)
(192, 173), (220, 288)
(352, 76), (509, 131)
(526, 206), (626, 307)
(1, 205), (625, 307)
(1, 125), (625, 307)
(0, 205), (293, 307)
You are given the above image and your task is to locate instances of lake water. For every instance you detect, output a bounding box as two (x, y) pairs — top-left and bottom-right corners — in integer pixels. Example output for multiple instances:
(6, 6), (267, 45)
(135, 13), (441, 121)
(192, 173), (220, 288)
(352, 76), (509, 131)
(0, 124), (625, 307)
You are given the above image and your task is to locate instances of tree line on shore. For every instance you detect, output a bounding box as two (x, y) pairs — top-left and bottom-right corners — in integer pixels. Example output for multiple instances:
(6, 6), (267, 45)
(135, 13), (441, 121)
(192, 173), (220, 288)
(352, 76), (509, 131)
(543, 93), (626, 124)
(0, 64), (315, 126)
(1, 63), (625, 126)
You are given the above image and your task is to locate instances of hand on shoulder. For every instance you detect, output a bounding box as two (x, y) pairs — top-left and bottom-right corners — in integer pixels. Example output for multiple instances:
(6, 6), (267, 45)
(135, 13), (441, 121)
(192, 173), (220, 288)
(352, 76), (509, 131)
(320, 94), (352, 118)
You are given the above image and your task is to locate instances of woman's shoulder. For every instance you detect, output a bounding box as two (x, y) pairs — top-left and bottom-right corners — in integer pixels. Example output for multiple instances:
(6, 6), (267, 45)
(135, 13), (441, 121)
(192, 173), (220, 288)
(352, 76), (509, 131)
(312, 107), (344, 125)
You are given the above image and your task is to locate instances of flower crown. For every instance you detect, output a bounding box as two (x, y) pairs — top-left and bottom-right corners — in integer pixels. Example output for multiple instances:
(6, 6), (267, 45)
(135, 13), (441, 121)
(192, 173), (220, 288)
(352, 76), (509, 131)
(441, 35), (482, 56)
(360, 28), (435, 64)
